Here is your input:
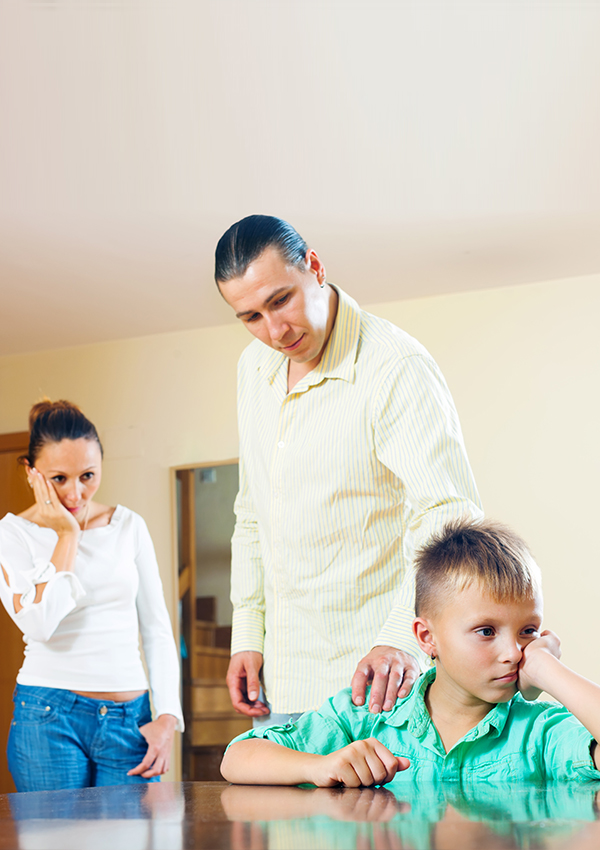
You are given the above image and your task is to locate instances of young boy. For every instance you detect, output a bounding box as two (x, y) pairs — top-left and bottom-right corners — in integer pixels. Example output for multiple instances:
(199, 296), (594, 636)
(221, 519), (600, 787)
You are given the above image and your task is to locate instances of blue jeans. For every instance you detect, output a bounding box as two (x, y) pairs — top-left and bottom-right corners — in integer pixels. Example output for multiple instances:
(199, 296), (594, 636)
(7, 684), (159, 791)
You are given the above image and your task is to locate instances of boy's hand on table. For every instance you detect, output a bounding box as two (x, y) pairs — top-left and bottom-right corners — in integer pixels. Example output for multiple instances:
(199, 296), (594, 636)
(307, 738), (410, 788)
(518, 630), (562, 700)
(351, 647), (420, 713)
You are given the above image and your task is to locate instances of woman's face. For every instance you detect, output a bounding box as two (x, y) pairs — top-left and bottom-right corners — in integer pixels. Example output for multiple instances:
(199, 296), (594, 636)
(30, 438), (102, 517)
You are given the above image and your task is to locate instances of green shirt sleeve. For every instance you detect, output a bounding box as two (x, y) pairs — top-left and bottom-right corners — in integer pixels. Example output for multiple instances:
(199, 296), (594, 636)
(226, 687), (377, 754)
(528, 701), (600, 782)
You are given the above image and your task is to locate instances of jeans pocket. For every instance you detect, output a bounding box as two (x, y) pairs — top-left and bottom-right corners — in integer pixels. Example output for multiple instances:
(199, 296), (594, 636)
(13, 698), (57, 726)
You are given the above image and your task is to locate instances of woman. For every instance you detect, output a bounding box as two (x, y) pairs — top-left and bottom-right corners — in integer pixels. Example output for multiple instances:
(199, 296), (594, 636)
(0, 400), (183, 791)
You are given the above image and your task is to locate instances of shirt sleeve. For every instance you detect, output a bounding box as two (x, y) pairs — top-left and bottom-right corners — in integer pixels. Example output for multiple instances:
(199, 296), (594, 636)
(534, 703), (600, 782)
(134, 515), (185, 731)
(227, 687), (373, 755)
(0, 520), (85, 642)
(371, 354), (483, 662)
(230, 431), (266, 657)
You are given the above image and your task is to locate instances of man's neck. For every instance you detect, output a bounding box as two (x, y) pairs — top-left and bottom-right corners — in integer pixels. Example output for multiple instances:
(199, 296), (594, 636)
(424, 677), (496, 753)
(287, 286), (339, 392)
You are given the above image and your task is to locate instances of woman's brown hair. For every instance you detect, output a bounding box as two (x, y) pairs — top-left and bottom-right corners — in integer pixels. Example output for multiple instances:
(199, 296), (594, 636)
(21, 399), (103, 467)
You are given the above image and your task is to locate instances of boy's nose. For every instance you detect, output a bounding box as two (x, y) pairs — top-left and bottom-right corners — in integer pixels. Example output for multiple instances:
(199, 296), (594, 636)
(500, 639), (523, 663)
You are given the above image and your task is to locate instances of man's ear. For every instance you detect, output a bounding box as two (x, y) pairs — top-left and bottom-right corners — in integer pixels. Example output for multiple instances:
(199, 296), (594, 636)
(413, 617), (436, 657)
(305, 249), (326, 284)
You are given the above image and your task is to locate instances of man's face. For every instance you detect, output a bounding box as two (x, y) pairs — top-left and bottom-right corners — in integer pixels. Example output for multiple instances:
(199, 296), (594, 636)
(419, 583), (543, 709)
(218, 247), (334, 369)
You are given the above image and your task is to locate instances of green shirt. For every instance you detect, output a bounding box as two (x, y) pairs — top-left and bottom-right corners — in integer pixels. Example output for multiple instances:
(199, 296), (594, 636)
(229, 668), (600, 783)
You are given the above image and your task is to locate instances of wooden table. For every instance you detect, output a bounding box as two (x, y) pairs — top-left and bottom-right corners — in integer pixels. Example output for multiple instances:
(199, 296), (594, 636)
(1, 780), (600, 849)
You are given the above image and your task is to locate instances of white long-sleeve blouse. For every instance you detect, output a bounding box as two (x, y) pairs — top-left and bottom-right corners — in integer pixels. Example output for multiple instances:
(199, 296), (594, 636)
(0, 505), (183, 730)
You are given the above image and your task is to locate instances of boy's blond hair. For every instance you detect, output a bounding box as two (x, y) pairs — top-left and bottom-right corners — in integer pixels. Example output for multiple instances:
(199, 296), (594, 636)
(415, 518), (542, 617)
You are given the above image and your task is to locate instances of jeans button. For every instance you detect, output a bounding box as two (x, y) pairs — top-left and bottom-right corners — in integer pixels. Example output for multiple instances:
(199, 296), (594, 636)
(99, 705), (108, 716)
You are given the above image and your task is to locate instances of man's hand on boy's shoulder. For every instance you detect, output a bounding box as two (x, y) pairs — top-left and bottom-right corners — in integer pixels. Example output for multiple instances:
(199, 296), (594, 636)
(308, 738), (411, 788)
(351, 647), (421, 713)
(518, 630), (562, 701)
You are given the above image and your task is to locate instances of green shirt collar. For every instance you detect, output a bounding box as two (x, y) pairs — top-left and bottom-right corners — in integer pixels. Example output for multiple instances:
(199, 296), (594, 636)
(384, 667), (513, 746)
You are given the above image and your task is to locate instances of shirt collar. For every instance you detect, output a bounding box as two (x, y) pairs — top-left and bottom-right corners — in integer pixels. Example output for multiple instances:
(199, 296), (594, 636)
(259, 284), (361, 389)
(382, 667), (514, 742)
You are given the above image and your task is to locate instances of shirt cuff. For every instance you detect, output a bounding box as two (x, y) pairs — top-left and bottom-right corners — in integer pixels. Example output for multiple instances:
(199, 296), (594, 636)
(231, 608), (265, 656)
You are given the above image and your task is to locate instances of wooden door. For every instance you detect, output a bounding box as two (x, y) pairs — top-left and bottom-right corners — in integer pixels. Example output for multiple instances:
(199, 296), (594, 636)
(0, 432), (32, 793)
(177, 465), (251, 780)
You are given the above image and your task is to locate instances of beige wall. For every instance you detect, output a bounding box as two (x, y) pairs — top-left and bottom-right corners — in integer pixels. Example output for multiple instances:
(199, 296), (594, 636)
(1, 272), (598, 772)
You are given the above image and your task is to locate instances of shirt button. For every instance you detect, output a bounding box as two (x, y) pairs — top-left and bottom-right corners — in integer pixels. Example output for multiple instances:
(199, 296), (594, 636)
(278, 441), (285, 448)
(100, 705), (108, 716)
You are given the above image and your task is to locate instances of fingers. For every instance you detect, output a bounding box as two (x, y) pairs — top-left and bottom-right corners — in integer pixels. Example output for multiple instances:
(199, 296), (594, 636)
(351, 648), (420, 712)
(226, 652), (270, 716)
(327, 740), (406, 788)
(245, 662), (261, 703)
(368, 664), (391, 714)
(127, 746), (170, 778)
(351, 664), (370, 707)
(28, 468), (51, 507)
(539, 629), (562, 660)
(396, 659), (420, 701)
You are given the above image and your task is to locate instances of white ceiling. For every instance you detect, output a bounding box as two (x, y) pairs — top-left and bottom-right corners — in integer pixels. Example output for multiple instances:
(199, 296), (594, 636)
(1, 1), (599, 357)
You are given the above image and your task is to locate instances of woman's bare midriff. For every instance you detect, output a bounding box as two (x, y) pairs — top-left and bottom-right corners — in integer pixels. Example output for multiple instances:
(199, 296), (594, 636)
(70, 690), (147, 702)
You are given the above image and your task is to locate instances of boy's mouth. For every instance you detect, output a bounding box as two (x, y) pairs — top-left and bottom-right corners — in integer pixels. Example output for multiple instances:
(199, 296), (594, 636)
(494, 671), (518, 684)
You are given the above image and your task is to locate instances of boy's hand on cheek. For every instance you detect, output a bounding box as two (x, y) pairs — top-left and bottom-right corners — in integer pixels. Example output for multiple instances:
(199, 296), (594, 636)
(518, 630), (562, 700)
(309, 739), (410, 788)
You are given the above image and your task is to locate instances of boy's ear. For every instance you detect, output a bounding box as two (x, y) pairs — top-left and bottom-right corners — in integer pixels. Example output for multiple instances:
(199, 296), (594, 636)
(413, 617), (436, 657)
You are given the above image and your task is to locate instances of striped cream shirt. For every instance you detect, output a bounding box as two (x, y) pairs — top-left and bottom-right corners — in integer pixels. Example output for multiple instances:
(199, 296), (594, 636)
(231, 285), (482, 713)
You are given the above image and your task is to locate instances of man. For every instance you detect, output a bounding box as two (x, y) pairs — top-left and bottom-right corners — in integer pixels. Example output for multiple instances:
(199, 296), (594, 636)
(216, 214), (482, 725)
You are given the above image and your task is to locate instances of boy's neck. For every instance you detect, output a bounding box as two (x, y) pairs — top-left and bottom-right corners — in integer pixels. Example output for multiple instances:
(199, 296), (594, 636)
(425, 674), (497, 753)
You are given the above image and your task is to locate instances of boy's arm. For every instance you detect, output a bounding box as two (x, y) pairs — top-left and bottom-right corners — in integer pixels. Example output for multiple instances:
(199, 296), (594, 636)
(520, 633), (600, 769)
(221, 737), (410, 787)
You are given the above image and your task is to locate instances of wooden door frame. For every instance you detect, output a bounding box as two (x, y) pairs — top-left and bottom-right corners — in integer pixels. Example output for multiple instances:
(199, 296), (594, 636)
(170, 458), (239, 780)
(0, 431), (30, 793)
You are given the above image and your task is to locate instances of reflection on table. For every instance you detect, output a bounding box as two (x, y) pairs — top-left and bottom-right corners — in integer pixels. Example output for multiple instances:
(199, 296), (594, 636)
(0, 779), (599, 850)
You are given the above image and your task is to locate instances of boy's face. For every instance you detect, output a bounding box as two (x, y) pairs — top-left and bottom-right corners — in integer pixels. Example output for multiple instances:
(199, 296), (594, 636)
(417, 583), (543, 707)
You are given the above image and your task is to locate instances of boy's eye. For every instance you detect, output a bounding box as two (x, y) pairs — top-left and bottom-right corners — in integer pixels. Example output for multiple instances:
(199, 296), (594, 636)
(522, 627), (539, 636)
(476, 627), (495, 637)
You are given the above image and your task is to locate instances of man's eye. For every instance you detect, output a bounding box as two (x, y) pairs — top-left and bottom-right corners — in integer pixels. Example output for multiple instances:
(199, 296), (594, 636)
(275, 294), (289, 306)
(245, 314), (260, 323)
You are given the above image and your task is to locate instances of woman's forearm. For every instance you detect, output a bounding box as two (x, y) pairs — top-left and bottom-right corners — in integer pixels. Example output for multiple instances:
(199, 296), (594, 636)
(12, 531), (79, 614)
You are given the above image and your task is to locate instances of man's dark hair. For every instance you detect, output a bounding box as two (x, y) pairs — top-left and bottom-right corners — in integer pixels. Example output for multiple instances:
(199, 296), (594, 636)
(215, 215), (308, 284)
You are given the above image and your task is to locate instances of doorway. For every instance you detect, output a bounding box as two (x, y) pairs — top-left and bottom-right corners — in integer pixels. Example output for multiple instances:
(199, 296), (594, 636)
(0, 432), (32, 793)
(176, 462), (251, 780)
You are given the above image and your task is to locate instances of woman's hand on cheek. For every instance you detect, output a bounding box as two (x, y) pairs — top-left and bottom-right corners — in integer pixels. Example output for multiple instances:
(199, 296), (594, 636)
(28, 468), (80, 535)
